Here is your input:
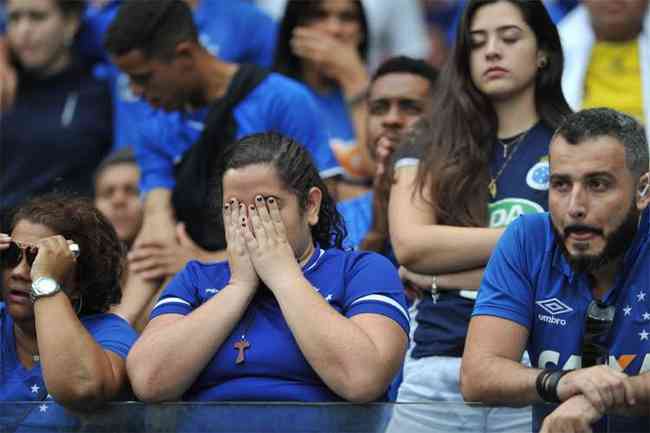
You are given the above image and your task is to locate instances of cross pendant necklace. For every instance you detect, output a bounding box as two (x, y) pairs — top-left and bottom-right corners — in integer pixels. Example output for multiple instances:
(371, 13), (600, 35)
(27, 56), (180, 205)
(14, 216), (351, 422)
(233, 309), (255, 365)
(234, 338), (250, 364)
(489, 129), (530, 199)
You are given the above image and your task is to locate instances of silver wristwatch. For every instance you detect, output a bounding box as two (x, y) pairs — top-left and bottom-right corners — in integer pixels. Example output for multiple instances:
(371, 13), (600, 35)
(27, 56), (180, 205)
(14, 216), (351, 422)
(30, 277), (62, 302)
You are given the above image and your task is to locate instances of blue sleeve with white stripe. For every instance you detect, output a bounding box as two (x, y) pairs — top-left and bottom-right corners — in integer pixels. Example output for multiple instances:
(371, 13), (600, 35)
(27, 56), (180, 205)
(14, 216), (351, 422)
(150, 262), (205, 319)
(342, 252), (410, 335)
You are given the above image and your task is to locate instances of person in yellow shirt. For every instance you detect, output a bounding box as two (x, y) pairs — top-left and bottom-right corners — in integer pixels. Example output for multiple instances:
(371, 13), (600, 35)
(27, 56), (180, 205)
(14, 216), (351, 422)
(559, 0), (649, 134)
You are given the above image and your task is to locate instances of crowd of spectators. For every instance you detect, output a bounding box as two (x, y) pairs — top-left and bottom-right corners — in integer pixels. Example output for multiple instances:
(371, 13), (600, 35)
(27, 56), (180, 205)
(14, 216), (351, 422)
(1, 1), (649, 433)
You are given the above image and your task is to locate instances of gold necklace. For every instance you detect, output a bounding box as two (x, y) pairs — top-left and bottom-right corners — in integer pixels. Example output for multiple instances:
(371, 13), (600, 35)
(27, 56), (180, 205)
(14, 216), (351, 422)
(15, 329), (40, 363)
(488, 129), (530, 199)
(19, 345), (40, 362)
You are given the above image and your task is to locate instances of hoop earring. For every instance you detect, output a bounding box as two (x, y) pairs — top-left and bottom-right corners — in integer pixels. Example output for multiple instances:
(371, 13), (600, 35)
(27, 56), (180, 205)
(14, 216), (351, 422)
(75, 295), (83, 315)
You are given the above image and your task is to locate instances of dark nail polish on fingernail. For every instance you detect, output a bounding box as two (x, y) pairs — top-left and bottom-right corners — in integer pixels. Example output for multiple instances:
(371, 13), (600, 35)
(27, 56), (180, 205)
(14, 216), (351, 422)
(256, 196), (263, 202)
(268, 197), (274, 203)
(249, 205), (255, 211)
(224, 204), (229, 210)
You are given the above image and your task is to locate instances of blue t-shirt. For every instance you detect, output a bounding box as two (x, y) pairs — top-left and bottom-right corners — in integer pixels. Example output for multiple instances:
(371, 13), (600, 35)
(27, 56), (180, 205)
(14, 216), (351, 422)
(85, 0), (278, 149)
(0, 304), (137, 430)
(337, 191), (397, 264)
(394, 122), (554, 358)
(0, 60), (113, 212)
(337, 191), (373, 250)
(310, 89), (357, 178)
(135, 73), (340, 194)
(150, 247), (410, 402)
(474, 211), (650, 433)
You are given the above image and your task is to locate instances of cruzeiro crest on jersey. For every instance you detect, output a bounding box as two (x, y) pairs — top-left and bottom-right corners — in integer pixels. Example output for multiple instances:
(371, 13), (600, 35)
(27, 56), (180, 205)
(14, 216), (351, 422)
(526, 158), (550, 191)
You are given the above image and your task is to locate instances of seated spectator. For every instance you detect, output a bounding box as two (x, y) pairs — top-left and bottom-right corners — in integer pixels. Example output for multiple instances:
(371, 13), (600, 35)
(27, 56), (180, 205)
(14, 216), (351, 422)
(86, 0), (279, 151)
(93, 148), (142, 249)
(93, 149), (158, 331)
(92, 148), (206, 331)
(0, 195), (136, 423)
(0, 0), (112, 213)
(274, 0), (369, 187)
(104, 0), (340, 284)
(254, 0), (431, 70)
(337, 56), (438, 255)
(559, 0), (650, 135)
(0, 0), (278, 150)
(126, 132), (409, 404)
(461, 108), (650, 433)
(385, 1), (572, 432)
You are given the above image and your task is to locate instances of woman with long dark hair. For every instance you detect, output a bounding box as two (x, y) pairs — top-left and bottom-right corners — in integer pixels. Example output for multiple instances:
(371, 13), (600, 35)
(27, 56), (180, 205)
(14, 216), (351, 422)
(274, 0), (371, 183)
(127, 132), (409, 405)
(386, 1), (572, 431)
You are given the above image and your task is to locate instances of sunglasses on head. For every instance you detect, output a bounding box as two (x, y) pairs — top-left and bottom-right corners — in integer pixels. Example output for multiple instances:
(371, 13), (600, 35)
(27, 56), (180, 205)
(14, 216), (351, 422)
(581, 300), (616, 368)
(0, 241), (80, 269)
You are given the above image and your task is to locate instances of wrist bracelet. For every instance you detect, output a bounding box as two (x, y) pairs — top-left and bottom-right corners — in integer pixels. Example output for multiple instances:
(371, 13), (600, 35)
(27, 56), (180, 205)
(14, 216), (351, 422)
(536, 369), (572, 403)
(430, 275), (439, 303)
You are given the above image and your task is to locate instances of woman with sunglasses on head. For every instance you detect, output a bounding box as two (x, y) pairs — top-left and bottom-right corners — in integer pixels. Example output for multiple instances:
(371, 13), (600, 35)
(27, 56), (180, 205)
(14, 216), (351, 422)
(127, 133), (409, 414)
(386, 1), (572, 432)
(0, 195), (137, 426)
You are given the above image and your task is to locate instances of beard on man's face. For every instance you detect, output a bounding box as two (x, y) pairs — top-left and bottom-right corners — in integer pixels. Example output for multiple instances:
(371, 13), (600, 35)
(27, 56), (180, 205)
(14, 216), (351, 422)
(553, 203), (640, 275)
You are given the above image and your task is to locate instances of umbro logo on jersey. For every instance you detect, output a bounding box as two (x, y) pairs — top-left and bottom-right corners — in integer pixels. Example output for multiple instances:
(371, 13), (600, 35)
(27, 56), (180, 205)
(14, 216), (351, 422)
(537, 298), (574, 326)
(537, 298), (574, 315)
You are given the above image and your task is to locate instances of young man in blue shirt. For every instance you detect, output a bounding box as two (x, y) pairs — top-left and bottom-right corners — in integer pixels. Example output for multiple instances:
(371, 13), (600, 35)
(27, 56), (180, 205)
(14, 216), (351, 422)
(462, 108), (650, 433)
(104, 0), (340, 283)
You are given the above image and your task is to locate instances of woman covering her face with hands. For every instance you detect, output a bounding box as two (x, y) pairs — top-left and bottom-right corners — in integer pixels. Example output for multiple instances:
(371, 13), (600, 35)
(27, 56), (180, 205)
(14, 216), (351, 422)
(126, 132), (409, 405)
(273, 0), (372, 182)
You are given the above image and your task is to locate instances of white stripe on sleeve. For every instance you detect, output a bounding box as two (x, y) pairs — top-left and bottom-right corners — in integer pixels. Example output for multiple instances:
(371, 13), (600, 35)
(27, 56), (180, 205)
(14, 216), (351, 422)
(350, 294), (410, 323)
(394, 158), (419, 169)
(153, 297), (192, 311)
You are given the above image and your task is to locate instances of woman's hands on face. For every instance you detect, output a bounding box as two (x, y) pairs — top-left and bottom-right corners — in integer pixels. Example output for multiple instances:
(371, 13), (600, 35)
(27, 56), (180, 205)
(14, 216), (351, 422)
(30, 236), (77, 284)
(241, 196), (302, 290)
(224, 198), (259, 292)
(290, 27), (366, 90)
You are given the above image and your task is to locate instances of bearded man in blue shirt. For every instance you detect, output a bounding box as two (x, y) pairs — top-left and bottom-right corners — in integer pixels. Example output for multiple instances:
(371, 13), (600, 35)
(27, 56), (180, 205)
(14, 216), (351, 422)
(461, 108), (650, 433)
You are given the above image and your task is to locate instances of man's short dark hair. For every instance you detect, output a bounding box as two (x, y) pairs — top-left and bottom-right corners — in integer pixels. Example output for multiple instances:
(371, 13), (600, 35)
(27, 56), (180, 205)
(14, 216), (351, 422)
(93, 147), (137, 191)
(371, 56), (439, 89)
(554, 108), (649, 178)
(55, 0), (86, 18)
(104, 0), (198, 60)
